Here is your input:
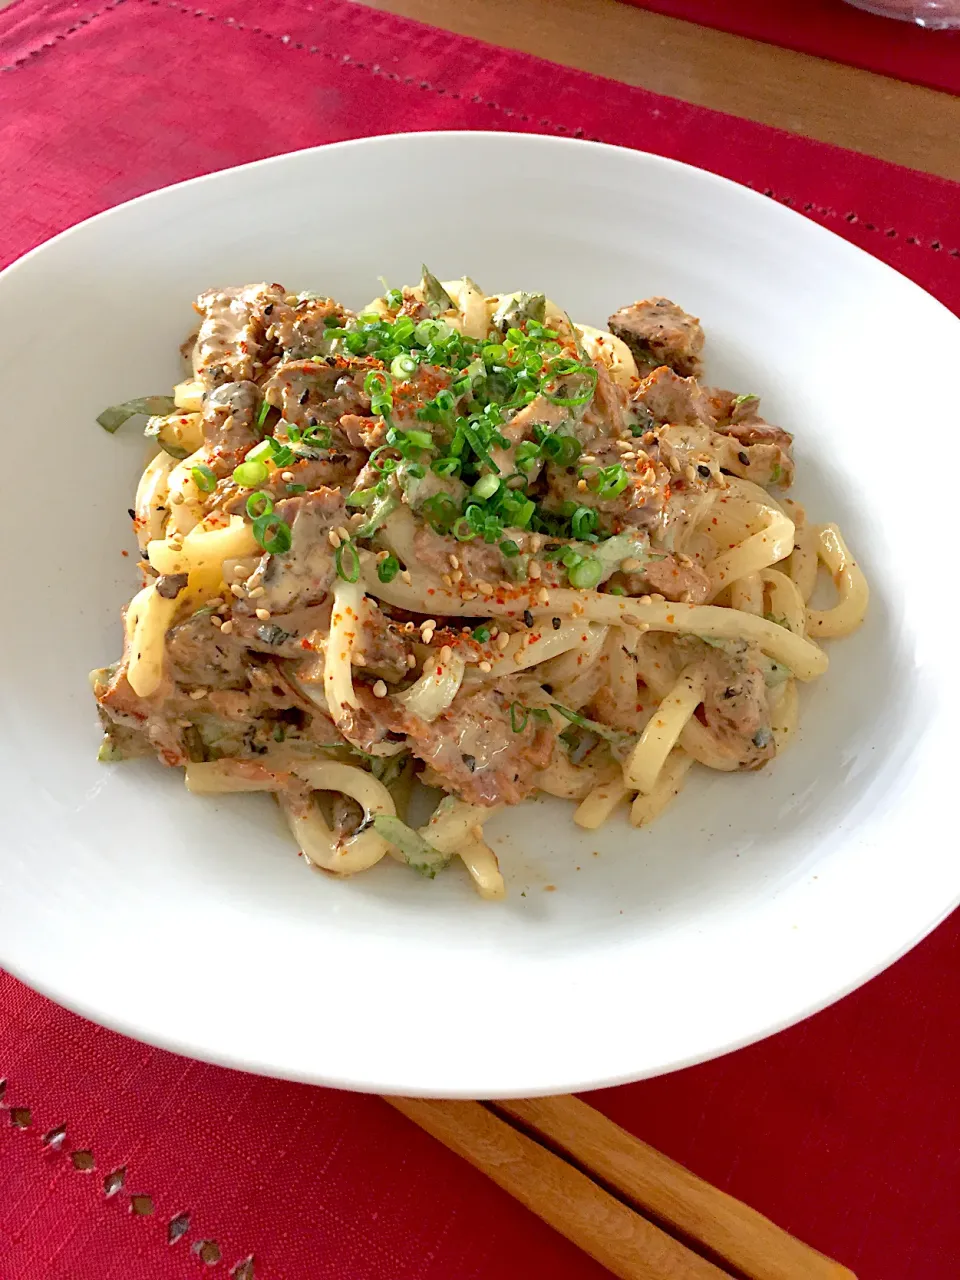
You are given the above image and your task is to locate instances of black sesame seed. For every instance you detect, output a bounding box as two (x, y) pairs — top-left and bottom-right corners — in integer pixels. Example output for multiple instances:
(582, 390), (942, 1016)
(264, 303), (274, 315)
(127, 507), (136, 520)
(697, 465), (711, 478)
(298, 390), (309, 405)
(462, 753), (477, 772)
(552, 617), (562, 630)
(738, 451), (750, 466)
(523, 610), (534, 628)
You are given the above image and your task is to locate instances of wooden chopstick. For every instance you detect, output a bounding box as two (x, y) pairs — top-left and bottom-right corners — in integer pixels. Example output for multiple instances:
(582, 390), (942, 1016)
(384, 1095), (857, 1280)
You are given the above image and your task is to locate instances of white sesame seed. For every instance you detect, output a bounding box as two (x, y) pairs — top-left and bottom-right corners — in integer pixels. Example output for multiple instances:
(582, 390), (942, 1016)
(529, 535), (542, 553)
(422, 630), (435, 646)
(577, 479), (588, 492)
(337, 525), (351, 541)
(581, 454), (596, 464)
(478, 660), (492, 672)
(621, 451), (636, 461)
(496, 632), (511, 651)
(537, 587), (549, 604)
(477, 581), (494, 596)
(189, 688), (207, 700)
(651, 593), (665, 603)
(637, 621), (650, 632)
(220, 620), (234, 634)
(171, 492), (185, 506)
(328, 530), (342, 548)
(441, 573), (452, 587)
(372, 680), (388, 698)
(620, 558), (642, 573)
(490, 627), (499, 638)
(281, 471), (295, 482)
(448, 554), (460, 570)
(230, 583), (246, 598)
(210, 615), (222, 627)
(615, 439), (631, 451)
(406, 653), (417, 668)
(528, 560), (542, 580)
(451, 569), (463, 584)
(684, 464), (697, 482)
(421, 619), (438, 632)
(639, 594), (652, 605)
(400, 570), (412, 584)
(376, 549), (389, 562)
(440, 645), (452, 662)
(255, 607), (271, 621)
(247, 586), (265, 599)
(354, 653), (366, 666)
(461, 589), (478, 601)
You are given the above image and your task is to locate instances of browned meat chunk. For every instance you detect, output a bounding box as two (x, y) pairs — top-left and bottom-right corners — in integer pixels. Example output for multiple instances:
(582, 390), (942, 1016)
(583, 361), (628, 436)
(490, 394), (570, 477)
(631, 366), (715, 428)
(194, 283), (285, 386)
(608, 297), (705, 377)
(401, 684), (555, 806)
(413, 525), (508, 585)
(268, 295), (349, 358)
(243, 488), (346, 614)
(544, 436), (669, 535)
(166, 611), (249, 689)
(619, 553), (711, 604)
(353, 601), (411, 682)
(263, 357), (373, 432)
(701, 642), (775, 770)
(706, 389), (794, 454)
(202, 380), (261, 465)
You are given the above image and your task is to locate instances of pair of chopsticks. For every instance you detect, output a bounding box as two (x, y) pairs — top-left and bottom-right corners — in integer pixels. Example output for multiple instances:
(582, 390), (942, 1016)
(385, 1095), (857, 1280)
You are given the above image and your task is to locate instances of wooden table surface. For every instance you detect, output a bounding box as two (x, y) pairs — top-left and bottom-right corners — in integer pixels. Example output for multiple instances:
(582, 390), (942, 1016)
(354, 0), (960, 181)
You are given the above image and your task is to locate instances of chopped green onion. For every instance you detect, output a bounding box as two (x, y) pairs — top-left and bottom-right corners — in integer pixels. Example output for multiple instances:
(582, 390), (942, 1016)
(378, 554), (400, 583)
(499, 539), (520, 558)
(347, 485), (383, 508)
(483, 343), (507, 365)
(515, 441), (541, 472)
(372, 814), (449, 878)
(335, 540), (360, 583)
(421, 492), (460, 534)
(286, 483), (306, 495)
(97, 395), (177, 434)
(571, 506), (598, 538)
(405, 429), (434, 449)
(391, 353), (418, 379)
(364, 370), (391, 398)
(452, 517), (477, 541)
(286, 424), (302, 443)
(233, 459), (269, 488)
(568, 556), (603, 589)
(385, 288), (404, 310)
(431, 457), (460, 477)
(253, 513), (292, 555)
(302, 422), (332, 447)
(593, 464), (629, 499)
(246, 491), (274, 519)
(473, 626), (491, 643)
(191, 463), (217, 493)
(541, 358), (599, 406)
(608, 585), (627, 596)
(257, 398), (271, 429)
(552, 702), (628, 742)
(510, 701), (530, 733)
(471, 474), (500, 501)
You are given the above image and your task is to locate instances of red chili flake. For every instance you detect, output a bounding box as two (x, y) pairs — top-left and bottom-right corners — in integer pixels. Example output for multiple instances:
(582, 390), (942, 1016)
(300, 638), (312, 650)
(427, 588), (435, 595)
(121, 549), (129, 557)
(666, 614), (675, 624)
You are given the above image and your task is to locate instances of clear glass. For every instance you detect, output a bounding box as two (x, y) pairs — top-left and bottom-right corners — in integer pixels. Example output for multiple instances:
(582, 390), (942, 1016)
(844, 0), (960, 26)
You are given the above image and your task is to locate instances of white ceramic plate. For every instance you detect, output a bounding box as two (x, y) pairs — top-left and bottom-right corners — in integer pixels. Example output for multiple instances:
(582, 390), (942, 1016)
(1, 132), (957, 1097)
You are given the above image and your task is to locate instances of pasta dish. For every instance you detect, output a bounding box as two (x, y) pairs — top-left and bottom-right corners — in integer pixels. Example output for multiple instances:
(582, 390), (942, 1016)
(92, 270), (868, 899)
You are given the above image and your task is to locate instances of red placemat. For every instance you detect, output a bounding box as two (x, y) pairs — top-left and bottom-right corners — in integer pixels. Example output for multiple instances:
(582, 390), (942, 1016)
(2, 2), (959, 1277)
(622, 0), (960, 95)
